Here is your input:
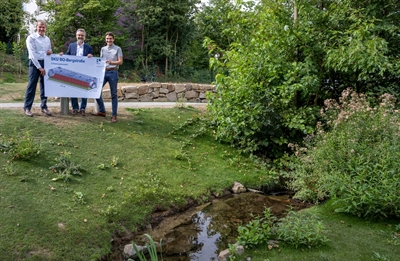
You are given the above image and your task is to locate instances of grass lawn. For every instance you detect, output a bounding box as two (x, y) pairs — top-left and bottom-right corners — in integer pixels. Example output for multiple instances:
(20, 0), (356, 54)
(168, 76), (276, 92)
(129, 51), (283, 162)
(0, 82), (27, 102)
(0, 104), (269, 261)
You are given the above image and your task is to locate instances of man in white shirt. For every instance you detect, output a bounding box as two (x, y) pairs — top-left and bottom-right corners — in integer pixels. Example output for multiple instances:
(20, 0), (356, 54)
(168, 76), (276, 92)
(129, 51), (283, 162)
(23, 20), (53, 117)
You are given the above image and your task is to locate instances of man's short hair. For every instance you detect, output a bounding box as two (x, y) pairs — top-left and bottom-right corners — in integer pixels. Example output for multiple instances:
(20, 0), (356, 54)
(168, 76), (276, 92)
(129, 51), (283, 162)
(105, 32), (114, 39)
(76, 29), (86, 36)
(36, 20), (46, 26)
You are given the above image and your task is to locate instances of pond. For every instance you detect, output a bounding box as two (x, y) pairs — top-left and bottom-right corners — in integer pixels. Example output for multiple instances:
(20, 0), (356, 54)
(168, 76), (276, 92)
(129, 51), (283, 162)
(112, 192), (311, 261)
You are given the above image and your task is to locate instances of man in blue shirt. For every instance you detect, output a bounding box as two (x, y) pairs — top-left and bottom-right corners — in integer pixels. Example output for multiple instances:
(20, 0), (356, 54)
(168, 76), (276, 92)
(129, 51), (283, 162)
(63, 28), (93, 116)
(23, 20), (52, 117)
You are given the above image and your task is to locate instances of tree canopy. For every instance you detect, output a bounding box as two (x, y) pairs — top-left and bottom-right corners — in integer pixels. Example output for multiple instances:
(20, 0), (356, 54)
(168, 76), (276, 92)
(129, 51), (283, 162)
(42, 0), (122, 54)
(207, 0), (400, 156)
(0, 0), (27, 44)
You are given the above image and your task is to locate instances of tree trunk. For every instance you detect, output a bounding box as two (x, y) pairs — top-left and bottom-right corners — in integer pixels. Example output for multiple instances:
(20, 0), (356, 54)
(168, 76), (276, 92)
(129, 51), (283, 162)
(165, 29), (169, 76)
(293, 0), (299, 108)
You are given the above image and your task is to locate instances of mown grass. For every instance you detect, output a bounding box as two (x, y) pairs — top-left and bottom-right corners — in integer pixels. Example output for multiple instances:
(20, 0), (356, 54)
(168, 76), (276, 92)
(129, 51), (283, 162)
(241, 200), (400, 261)
(0, 82), (27, 102)
(0, 106), (270, 261)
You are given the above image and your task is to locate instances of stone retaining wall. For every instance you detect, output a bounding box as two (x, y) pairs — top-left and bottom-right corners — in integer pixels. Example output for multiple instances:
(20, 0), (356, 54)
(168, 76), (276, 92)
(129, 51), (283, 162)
(101, 82), (216, 103)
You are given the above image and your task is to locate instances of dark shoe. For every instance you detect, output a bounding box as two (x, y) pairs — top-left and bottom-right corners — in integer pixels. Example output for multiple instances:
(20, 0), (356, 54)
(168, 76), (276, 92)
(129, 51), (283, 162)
(41, 108), (52, 116)
(80, 110), (86, 116)
(24, 110), (33, 117)
(91, 111), (106, 117)
(111, 116), (117, 123)
(72, 109), (78, 115)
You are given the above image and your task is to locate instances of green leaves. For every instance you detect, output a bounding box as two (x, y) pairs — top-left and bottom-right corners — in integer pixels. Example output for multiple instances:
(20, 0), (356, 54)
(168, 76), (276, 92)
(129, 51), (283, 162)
(50, 152), (83, 182)
(0, 131), (41, 161)
(43, 0), (122, 54)
(237, 208), (329, 249)
(289, 90), (400, 219)
(0, 0), (25, 43)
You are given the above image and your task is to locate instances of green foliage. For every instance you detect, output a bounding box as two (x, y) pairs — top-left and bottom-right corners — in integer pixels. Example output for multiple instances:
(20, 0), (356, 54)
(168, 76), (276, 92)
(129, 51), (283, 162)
(288, 89), (400, 219)
(124, 172), (173, 207)
(72, 191), (86, 205)
(276, 211), (329, 249)
(237, 208), (328, 250)
(121, 0), (201, 77)
(0, 131), (41, 160)
(43, 0), (122, 54)
(237, 208), (276, 248)
(100, 205), (118, 217)
(111, 156), (119, 167)
(50, 152), (83, 182)
(12, 42), (22, 77)
(2, 161), (16, 176)
(169, 114), (209, 170)
(129, 234), (162, 261)
(97, 163), (107, 170)
(372, 252), (390, 261)
(0, 0), (26, 43)
(0, 41), (7, 77)
(206, 0), (400, 156)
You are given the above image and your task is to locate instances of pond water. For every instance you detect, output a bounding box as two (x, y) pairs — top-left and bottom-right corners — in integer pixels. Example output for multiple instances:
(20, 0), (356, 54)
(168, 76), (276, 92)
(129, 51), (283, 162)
(123, 192), (310, 261)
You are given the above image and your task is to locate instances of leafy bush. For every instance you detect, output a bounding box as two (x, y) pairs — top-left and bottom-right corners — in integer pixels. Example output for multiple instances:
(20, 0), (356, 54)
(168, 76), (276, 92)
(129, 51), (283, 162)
(237, 209), (276, 248)
(237, 208), (328, 250)
(205, 0), (400, 157)
(276, 211), (329, 248)
(288, 89), (400, 219)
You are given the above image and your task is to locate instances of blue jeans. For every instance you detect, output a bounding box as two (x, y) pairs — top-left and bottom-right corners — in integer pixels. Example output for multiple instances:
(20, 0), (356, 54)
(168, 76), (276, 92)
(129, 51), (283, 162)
(96, 70), (119, 116)
(24, 60), (48, 111)
(71, 98), (87, 111)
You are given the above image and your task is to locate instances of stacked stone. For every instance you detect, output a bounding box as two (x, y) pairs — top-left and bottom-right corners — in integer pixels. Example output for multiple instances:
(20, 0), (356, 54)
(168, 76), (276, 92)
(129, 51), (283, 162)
(101, 82), (215, 103)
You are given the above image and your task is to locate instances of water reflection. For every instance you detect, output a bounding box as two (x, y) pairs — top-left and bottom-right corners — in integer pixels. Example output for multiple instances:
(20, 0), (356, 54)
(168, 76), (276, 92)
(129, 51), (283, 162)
(189, 211), (221, 260)
(130, 193), (309, 261)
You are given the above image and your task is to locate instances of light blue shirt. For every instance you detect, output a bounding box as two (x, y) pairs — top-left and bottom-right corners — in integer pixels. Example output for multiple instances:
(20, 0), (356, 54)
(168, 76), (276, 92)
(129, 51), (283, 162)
(100, 44), (123, 69)
(76, 43), (84, 57)
(26, 32), (52, 69)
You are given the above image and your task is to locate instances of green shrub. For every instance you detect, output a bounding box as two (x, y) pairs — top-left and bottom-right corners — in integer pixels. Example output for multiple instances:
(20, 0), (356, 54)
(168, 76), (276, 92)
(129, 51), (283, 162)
(288, 89), (400, 219)
(236, 208), (328, 250)
(276, 210), (329, 248)
(237, 208), (276, 248)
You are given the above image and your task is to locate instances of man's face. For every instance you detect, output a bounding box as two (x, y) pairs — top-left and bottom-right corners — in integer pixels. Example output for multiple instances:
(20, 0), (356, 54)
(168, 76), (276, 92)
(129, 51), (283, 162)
(105, 35), (114, 46)
(76, 31), (86, 44)
(36, 22), (46, 36)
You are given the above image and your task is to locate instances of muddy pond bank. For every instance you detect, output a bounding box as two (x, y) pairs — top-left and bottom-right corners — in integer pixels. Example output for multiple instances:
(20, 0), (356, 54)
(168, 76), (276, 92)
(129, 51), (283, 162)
(102, 191), (312, 261)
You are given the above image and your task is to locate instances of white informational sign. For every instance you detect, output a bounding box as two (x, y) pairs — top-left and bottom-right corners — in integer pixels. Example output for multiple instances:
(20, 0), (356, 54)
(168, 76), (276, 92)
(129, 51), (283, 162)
(44, 54), (106, 98)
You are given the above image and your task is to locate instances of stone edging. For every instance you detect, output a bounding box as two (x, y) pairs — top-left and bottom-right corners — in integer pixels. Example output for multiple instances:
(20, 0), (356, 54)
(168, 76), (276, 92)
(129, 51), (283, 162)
(101, 82), (216, 103)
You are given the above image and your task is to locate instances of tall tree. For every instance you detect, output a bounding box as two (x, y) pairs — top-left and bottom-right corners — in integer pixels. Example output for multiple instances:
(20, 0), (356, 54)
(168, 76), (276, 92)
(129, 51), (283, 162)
(124, 0), (199, 76)
(195, 0), (237, 51)
(0, 0), (27, 44)
(42, 0), (122, 54)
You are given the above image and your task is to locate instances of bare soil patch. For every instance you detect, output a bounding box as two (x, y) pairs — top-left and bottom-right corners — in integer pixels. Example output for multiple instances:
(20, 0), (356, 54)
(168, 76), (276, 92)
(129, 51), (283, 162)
(5, 107), (134, 128)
